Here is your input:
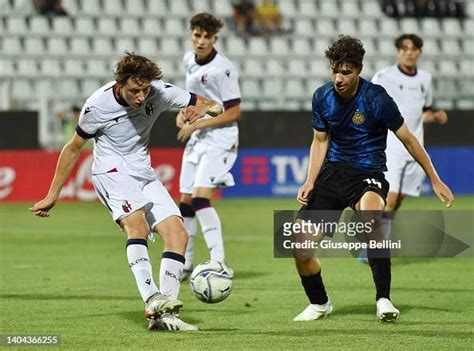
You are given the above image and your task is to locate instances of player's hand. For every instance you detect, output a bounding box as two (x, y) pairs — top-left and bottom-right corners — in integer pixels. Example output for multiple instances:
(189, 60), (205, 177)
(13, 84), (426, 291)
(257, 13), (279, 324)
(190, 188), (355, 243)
(29, 197), (57, 217)
(297, 182), (314, 206)
(432, 180), (454, 208)
(434, 111), (448, 125)
(176, 110), (186, 129)
(177, 123), (196, 142)
(181, 104), (208, 124)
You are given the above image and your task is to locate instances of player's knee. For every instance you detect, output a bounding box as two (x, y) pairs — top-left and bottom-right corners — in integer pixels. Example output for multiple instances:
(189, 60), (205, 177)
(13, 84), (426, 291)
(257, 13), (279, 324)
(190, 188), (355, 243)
(293, 250), (315, 266)
(161, 226), (188, 248)
(125, 222), (149, 239)
(191, 197), (211, 211)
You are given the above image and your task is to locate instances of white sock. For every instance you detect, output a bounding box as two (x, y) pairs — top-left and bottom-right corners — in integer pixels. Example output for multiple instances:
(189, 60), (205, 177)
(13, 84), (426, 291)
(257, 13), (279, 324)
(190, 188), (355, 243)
(183, 216), (197, 271)
(196, 207), (225, 262)
(159, 252), (185, 300)
(126, 239), (159, 302)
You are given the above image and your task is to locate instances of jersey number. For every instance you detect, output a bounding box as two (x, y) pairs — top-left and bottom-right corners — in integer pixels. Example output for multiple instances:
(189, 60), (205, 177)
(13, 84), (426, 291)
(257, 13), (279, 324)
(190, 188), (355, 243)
(363, 178), (382, 189)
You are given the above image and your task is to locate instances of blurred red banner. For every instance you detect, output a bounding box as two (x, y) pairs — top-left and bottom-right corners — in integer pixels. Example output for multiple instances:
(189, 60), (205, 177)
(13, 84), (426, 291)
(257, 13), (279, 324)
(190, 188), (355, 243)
(0, 149), (186, 202)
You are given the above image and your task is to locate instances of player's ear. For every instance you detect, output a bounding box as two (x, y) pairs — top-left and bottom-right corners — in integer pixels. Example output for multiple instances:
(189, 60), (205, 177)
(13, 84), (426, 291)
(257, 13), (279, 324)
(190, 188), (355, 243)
(213, 35), (218, 43)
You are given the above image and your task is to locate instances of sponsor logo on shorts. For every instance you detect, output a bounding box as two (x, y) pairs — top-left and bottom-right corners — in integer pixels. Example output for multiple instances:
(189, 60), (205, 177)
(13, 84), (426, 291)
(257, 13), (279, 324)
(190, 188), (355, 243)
(122, 200), (132, 213)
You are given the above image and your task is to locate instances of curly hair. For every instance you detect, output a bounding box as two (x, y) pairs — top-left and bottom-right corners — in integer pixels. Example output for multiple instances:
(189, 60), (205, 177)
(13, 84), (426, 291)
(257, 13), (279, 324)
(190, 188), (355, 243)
(114, 52), (163, 85)
(190, 12), (223, 36)
(394, 34), (423, 49)
(325, 35), (366, 69)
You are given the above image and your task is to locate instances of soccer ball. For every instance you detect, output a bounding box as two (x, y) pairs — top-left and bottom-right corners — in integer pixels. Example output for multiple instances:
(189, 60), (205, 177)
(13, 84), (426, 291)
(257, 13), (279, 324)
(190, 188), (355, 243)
(189, 260), (233, 303)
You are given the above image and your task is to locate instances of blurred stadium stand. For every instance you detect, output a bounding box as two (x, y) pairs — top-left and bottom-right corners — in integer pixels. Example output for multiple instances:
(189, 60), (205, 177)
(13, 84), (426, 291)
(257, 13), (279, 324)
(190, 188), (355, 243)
(0, 0), (473, 146)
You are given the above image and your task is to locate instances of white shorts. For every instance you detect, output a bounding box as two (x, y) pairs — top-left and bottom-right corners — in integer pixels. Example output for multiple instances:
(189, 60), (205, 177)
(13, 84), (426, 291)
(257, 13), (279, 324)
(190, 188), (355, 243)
(179, 141), (237, 194)
(92, 172), (181, 229)
(385, 155), (425, 197)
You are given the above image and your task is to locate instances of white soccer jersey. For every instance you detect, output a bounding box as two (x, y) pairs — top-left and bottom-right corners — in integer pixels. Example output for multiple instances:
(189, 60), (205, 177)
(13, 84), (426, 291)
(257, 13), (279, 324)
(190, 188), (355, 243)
(77, 80), (196, 179)
(183, 50), (241, 149)
(372, 65), (433, 160)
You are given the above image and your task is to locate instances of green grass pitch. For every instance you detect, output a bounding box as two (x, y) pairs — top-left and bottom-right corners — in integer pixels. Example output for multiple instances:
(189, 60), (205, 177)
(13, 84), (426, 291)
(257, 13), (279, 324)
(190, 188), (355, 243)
(1, 197), (473, 350)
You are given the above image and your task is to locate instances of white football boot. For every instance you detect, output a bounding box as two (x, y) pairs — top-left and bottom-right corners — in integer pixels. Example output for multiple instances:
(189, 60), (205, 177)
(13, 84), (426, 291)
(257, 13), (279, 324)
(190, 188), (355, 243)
(144, 293), (183, 320)
(376, 298), (400, 322)
(293, 298), (333, 321)
(148, 313), (198, 331)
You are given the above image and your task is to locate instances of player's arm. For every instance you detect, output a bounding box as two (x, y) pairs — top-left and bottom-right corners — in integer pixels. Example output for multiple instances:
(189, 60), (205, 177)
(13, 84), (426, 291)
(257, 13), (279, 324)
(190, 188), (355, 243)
(422, 109), (448, 125)
(297, 130), (329, 205)
(29, 133), (88, 217)
(177, 104), (240, 142)
(181, 95), (223, 124)
(395, 122), (454, 207)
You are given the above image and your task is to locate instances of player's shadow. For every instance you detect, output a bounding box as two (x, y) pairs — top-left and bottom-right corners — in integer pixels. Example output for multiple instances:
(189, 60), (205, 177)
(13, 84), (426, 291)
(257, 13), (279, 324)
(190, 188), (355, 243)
(233, 270), (269, 279)
(334, 303), (454, 317)
(0, 293), (136, 301)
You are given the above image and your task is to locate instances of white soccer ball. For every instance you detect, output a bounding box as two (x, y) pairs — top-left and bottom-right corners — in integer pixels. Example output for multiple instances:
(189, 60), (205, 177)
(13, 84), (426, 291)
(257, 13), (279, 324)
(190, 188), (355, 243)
(190, 260), (233, 303)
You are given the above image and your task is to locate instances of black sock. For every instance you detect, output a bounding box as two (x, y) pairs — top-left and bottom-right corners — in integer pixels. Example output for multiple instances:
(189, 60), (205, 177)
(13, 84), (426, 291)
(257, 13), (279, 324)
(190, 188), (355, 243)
(300, 271), (329, 305)
(368, 248), (391, 300)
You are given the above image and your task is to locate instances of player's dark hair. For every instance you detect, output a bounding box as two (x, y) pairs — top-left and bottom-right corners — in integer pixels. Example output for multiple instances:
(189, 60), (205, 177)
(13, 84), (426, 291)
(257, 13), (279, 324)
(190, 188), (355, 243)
(114, 51), (163, 85)
(394, 34), (423, 49)
(190, 12), (223, 36)
(325, 35), (365, 70)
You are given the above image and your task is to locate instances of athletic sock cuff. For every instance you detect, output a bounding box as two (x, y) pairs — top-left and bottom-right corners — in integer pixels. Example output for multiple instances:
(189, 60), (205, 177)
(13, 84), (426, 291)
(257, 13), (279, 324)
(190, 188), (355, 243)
(126, 238), (148, 248)
(191, 197), (211, 211)
(162, 251), (185, 264)
(179, 202), (196, 217)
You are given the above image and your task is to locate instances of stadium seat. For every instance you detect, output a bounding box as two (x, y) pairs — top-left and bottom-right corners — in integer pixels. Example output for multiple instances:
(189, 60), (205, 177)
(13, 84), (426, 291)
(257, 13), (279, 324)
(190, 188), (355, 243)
(309, 59), (329, 79)
(292, 38), (312, 56)
(24, 37), (46, 55)
(142, 18), (161, 35)
(284, 79), (306, 99)
(56, 79), (80, 98)
(421, 38), (439, 57)
(298, 0), (317, 18)
(440, 39), (461, 56)
(85, 59), (109, 77)
(115, 38), (136, 55)
(52, 16), (74, 36)
(420, 19), (441, 37)
(9, 0), (35, 14)
(248, 38), (268, 56)
(265, 59), (284, 77)
(464, 19), (474, 37)
(362, 38), (377, 58)
(47, 37), (68, 56)
(373, 59), (392, 72)
(239, 100), (257, 111)
(456, 99), (474, 109)
(336, 19), (358, 36)
(70, 38), (91, 56)
(192, 0), (211, 13)
(162, 18), (186, 35)
(169, 0), (188, 17)
(2, 37), (23, 55)
(262, 77), (282, 98)
(0, 59), (15, 78)
(29, 16), (50, 35)
(269, 37), (290, 56)
(464, 39), (474, 55)
(434, 78), (458, 99)
(137, 38), (159, 56)
(40, 59), (62, 77)
(399, 18), (420, 34)
(147, 0), (168, 16)
(63, 59), (85, 77)
(157, 59), (175, 78)
(81, 79), (102, 97)
(97, 18), (118, 36)
(360, 0), (384, 17)
(16, 59), (38, 77)
(287, 59), (307, 78)
(241, 79), (261, 99)
(314, 18), (336, 37)
(294, 19), (314, 37)
(5, 16), (28, 34)
(119, 18), (140, 35)
(279, 0), (298, 18)
(75, 17), (96, 36)
(81, 0), (103, 15)
(419, 59), (436, 74)
(159, 37), (182, 56)
(378, 19), (398, 37)
(442, 19), (462, 37)
(241, 59), (265, 78)
(359, 18), (378, 37)
(313, 38), (331, 56)
(225, 37), (246, 57)
(61, 0), (79, 15)
(92, 38), (114, 56)
(319, 1), (339, 18)
(122, 0), (146, 15)
(340, 1), (361, 18)
(210, 0), (233, 17)
(12, 80), (36, 101)
(438, 60), (458, 77)
(459, 59), (474, 77)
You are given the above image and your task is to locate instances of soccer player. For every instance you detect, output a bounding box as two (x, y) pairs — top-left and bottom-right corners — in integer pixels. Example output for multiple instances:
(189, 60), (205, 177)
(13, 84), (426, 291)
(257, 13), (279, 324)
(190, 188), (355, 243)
(293, 35), (453, 323)
(372, 33), (448, 228)
(176, 13), (241, 279)
(29, 52), (224, 331)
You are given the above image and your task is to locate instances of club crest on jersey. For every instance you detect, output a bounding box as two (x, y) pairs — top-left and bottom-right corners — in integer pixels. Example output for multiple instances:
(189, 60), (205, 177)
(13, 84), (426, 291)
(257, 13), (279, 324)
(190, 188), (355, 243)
(352, 110), (365, 125)
(201, 74), (208, 84)
(145, 102), (155, 116)
(122, 201), (132, 213)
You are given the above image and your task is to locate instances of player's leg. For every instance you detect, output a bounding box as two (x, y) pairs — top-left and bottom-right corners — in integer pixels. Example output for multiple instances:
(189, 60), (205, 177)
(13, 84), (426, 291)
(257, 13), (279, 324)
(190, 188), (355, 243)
(191, 147), (237, 264)
(179, 154), (198, 278)
(355, 185), (399, 322)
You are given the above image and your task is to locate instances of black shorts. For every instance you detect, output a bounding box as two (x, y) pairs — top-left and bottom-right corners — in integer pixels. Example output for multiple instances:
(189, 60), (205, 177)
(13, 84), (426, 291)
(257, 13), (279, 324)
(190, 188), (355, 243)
(297, 162), (389, 230)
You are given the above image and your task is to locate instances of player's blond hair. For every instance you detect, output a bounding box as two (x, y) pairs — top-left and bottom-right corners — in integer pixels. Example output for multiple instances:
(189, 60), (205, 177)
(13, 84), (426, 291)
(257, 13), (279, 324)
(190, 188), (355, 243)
(114, 52), (163, 85)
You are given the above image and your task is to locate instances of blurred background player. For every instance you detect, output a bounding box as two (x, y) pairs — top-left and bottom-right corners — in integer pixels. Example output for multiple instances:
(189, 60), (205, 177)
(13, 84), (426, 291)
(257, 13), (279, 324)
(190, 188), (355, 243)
(294, 35), (453, 323)
(369, 34), (448, 260)
(30, 52), (224, 331)
(176, 13), (241, 280)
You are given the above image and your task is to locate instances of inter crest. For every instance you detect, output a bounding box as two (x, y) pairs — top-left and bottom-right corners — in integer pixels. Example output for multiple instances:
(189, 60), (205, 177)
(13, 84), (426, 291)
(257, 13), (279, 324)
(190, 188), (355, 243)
(352, 110), (365, 125)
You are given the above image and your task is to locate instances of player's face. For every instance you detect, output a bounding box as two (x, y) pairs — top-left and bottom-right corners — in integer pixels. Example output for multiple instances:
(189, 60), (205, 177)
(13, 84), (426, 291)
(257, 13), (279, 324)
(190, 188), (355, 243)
(331, 63), (361, 97)
(120, 78), (151, 109)
(191, 28), (216, 60)
(397, 39), (421, 69)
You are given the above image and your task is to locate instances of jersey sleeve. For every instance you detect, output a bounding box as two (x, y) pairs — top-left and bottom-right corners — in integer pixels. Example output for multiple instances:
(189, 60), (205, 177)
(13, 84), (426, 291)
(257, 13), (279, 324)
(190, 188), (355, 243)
(76, 104), (100, 139)
(374, 86), (404, 132)
(311, 90), (328, 132)
(218, 65), (241, 109)
(161, 83), (196, 108)
(424, 74), (433, 109)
